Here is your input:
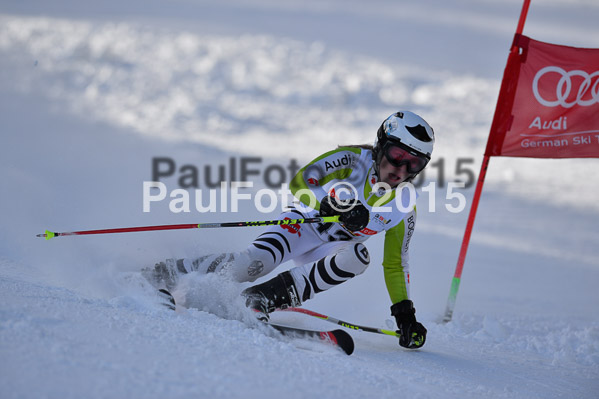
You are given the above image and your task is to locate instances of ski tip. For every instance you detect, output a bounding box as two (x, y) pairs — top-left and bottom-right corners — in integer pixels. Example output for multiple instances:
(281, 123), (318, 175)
(330, 329), (355, 356)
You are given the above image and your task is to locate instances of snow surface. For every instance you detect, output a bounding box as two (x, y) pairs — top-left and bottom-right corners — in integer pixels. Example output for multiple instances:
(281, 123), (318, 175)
(1, 1), (598, 398)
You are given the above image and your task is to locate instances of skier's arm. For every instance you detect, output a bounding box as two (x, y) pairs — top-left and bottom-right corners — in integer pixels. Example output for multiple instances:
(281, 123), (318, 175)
(289, 147), (361, 211)
(382, 209), (416, 304)
(383, 209), (426, 349)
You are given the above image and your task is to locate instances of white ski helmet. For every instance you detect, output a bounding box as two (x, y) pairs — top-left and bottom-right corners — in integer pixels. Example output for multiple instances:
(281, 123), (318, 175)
(373, 111), (435, 175)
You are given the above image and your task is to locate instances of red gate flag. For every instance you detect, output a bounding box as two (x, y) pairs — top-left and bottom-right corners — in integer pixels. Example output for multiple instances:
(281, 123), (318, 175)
(485, 34), (599, 158)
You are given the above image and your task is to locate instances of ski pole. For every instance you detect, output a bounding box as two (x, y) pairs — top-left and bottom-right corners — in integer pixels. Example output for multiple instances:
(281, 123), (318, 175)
(280, 307), (400, 338)
(37, 216), (340, 240)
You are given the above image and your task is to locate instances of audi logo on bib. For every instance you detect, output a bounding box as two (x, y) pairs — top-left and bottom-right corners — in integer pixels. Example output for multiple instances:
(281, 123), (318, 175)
(486, 35), (599, 158)
(532, 67), (599, 108)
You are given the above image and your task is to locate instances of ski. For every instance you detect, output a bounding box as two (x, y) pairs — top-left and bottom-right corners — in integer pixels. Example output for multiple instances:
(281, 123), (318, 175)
(156, 289), (354, 355)
(262, 322), (355, 356)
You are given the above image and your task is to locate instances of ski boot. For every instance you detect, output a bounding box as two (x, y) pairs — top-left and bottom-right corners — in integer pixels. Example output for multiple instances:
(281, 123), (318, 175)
(241, 271), (301, 321)
(141, 258), (186, 291)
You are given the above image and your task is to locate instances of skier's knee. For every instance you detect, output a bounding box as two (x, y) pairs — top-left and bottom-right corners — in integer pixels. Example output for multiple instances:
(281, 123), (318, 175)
(289, 243), (370, 302)
(334, 243), (370, 276)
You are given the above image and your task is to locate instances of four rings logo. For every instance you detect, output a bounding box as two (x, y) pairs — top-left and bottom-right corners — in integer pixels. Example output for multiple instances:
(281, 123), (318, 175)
(532, 66), (599, 108)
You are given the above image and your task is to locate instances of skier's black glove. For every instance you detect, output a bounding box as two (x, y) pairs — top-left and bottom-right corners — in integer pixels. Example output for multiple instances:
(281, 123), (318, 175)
(391, 300), (427, 349)
(319, 195), (370, 232)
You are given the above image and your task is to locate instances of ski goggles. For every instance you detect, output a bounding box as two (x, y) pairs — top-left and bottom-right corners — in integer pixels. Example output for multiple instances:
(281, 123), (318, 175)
(383, 143), (429, 174)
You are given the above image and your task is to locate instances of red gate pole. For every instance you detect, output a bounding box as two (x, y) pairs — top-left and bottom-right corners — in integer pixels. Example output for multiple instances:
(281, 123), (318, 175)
(442, 0), (531, 322)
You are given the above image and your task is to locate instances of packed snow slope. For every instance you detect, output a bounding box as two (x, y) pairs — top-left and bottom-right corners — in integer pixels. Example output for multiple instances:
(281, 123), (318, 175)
(1, 1), (598, 398)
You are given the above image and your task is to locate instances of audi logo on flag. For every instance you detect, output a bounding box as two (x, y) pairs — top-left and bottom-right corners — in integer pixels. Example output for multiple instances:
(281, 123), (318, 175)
(532, 66), (599, 108)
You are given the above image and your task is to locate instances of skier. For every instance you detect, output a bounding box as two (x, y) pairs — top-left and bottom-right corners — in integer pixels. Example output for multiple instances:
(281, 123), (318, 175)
(144, 111), (432, 349)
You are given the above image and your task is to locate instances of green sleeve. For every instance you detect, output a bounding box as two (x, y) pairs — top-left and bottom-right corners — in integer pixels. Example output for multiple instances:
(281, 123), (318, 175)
(289, 147), (361, 211)
(382, 209), (416, 304)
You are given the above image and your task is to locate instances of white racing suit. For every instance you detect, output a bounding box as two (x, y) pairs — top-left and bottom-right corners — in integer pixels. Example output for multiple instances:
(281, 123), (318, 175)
(161, 146), (417, 305)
